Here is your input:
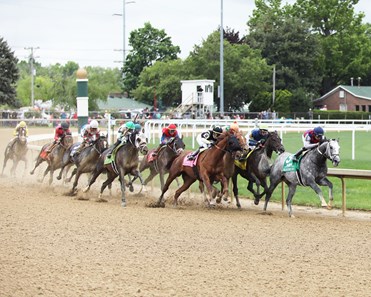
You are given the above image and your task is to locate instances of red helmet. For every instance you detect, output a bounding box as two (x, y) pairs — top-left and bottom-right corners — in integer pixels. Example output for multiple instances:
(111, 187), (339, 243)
(168, 124), (177, 130)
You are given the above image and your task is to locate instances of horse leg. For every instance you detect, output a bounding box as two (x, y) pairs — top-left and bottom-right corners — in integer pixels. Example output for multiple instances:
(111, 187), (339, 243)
(83, 167), (104, 193)
(2, 154), (9, 175)
(319, 177), (334, 208)
(263, 179), (282, 211)
(231, 173), (242, 208)
(40, 165), (50, 183)
(70, 169), (83, 195)
(119, 173), (127, 207)
(173, 176), (196, 207)
(48, 167), (54, 185)
(66, 168), (77, 183)
(308, 180), (329, 208)
(30, 157), (43, 175)
(143, 168), (157, 186)
(99, 172), (117, 200)
(157, 171), (181, 207)
(286, 184), (298, 217)
(56, 163), (67, 180)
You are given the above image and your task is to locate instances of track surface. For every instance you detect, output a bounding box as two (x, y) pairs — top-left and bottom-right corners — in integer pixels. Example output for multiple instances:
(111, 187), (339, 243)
(0, 127), (370, 297)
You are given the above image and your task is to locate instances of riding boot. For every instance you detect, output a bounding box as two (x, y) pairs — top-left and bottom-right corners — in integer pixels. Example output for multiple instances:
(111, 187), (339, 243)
(74, 142), (86, 155)
(187, 148), (200, 160)
(292, 148), (303, 162)
(46, 141), (56, 153)
(107, 139), (121, 158)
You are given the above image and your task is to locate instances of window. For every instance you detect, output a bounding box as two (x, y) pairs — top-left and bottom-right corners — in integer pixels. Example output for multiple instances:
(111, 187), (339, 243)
(339, 90), (345, 98)
(356, 105), (359, 111)
(362, 105), (366, 112)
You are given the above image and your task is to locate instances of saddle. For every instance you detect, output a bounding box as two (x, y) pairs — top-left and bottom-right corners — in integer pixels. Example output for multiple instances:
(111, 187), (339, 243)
(104, 142), (124, 165)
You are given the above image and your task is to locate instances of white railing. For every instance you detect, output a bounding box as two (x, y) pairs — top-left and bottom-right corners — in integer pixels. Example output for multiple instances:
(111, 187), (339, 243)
(143, 119), (371, 159)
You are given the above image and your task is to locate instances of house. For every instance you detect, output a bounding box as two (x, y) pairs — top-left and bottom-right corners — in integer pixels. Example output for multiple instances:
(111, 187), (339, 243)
(97, 94), (151, 112)
(174, 79), (215, 118)
(313, 85), (371, 112)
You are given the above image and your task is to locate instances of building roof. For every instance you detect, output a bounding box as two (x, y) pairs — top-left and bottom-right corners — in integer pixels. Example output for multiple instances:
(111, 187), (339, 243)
(314, 85), (371, 102)
(97, 96), (151, 111)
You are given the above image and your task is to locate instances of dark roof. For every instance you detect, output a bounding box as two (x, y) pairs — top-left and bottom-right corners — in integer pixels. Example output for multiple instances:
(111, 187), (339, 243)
(97, 96), (151, 111)
(314, 85), (371, 102)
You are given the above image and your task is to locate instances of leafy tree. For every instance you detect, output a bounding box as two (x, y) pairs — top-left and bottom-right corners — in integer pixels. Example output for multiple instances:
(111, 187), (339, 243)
(292, 0), (369, 93)
(247, 0), (323, 110)
(0, 37), (19, 106)
(123, 22), (180, 95)
(186, 31), (271, 112)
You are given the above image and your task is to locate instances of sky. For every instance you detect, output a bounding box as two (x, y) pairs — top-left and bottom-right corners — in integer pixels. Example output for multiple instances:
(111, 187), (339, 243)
(1, 0), (371, 69)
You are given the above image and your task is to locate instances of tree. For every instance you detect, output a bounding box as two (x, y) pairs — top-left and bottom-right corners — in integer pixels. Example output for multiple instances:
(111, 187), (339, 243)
(0, 37), (19, 106)
(123, 22), (180, 95)
(246, 0), (323, 111)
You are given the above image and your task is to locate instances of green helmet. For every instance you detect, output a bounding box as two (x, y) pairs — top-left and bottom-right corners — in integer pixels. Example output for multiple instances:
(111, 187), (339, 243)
(134, 123), (142, 132)
(125, 121), (135, 130)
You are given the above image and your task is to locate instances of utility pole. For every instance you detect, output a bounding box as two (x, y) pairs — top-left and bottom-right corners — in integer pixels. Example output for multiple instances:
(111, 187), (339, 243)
(219, 0), (224, 115)
(24, 46), (39, 108)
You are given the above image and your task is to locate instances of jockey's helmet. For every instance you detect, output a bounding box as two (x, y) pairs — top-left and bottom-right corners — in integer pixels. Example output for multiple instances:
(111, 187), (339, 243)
(259, 124), (269, 136)
(61, 122), (69, 130)
(168, 123), (177, 135)
(90, 120), (99, 129)
(314, 126), (324, 136)
(19, 121), (27, 128)
(125, 121), (135, 130)
(212, 126), (223, 134)
(230, 121), (239, 132)
(134, 123), (142, 132)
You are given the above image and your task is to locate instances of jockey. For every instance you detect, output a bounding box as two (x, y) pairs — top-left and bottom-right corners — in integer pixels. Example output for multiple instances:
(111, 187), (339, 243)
(107, 121), (136, 158)
(134, 123), (142, 134)
(10, 121), (28, 148)
(152, 123), (179, 157)
(46, 122), (71, 152)
(74, 120), (100, 155)
(14, 121), (28, 137)
(187, 126), (223, 160)
(292, 126), (325, 161)
(248, 124), (269, 150)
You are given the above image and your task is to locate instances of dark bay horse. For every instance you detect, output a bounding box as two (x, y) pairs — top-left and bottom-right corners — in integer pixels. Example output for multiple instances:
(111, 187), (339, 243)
(260, 139), (340, 217)
(155, 131), (244, 208)
(2, 128), (28, 176)
(232, 131), (285, 208)
(139, 137), (185, 190)
(30, 134), (74, 185)
(82, 132), (148, 206)
(58, 136), (108, 195)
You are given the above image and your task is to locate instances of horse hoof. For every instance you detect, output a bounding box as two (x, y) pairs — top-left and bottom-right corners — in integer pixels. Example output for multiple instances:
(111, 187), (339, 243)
(254, 199), (260, 205)
(129, 185), (134, 192)
(30, 171), (34, 175)
(56, 176), (61, 180)
(82, 187), (89, 193)
(121, 202), (127, 207)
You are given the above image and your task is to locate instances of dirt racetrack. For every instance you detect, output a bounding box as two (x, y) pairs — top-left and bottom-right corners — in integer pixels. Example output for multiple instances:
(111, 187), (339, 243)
(0, 127), (370, 297)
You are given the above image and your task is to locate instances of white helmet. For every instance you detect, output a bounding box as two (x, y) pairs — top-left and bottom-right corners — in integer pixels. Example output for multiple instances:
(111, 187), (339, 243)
(90, 120), (99, 129)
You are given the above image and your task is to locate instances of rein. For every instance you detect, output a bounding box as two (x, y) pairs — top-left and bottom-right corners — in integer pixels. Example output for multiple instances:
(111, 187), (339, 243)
(316, 141), (339, 162)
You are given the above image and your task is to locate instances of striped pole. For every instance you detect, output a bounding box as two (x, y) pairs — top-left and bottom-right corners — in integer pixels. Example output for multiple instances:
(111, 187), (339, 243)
(76, 68), (89, 133)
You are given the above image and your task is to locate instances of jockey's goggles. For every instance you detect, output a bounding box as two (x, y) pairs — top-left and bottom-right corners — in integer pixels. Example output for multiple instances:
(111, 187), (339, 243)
(169, 129), (175, 133)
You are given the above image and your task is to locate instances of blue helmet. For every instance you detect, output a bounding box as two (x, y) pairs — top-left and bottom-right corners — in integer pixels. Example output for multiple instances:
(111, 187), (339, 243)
(313, 126), (324, 136)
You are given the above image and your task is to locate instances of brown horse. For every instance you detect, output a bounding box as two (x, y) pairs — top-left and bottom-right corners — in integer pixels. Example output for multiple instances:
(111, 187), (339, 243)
(232, 131), (285, 208)
(83, 132), (148, 207)
(2, 128), (28, 176)
(155, 131), (244, 207)
(139, 136), (185, 190)
(30, 134), (74, 185)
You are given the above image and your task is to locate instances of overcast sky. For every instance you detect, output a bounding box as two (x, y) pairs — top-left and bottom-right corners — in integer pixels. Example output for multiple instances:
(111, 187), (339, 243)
(1, 0), (370, 69)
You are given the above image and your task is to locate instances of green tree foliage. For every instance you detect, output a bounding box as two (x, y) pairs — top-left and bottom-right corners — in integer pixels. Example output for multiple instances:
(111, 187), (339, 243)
(0, 37), (19, 107)
(133, 59), (187, 108)
(247, 0), (323, 111)
(16, 61), (122, 111)
(123, 22), (180, 95)
(292, 0), (370, 93)
(186, 31), (271, 112)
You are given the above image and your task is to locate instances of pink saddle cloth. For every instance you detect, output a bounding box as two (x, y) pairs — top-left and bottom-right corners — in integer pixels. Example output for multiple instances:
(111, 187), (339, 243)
(183, 152), (199, 167)
(146, 149), (156, 162)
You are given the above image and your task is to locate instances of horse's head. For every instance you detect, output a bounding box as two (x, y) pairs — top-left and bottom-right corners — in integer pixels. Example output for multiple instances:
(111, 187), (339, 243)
(17, 128), (27, 145)
(266, 131), (285, 154)
(62, 133), (74, 148)
(322, 139), (341, 167)
(167, 136), (185, 155)
(94, 134), (109, 153)
(135, 132), (149, 155)
(217, 131), (243, 160)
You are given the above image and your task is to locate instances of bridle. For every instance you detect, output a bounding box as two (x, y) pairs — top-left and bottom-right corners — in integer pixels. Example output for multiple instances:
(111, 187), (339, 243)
(317, 140), (340, 162)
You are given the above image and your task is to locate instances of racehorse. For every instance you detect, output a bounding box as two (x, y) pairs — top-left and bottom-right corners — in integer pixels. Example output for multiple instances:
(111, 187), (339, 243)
(138, 136), (185, 190)
(58, 135), (108, 194)
(155, 131), (244, 208)
(82, 132), (148, 206)
(2, 128), (28, 176)
(259, 138), (340, 217)
(30, 134), (74, 185)
(232, 131), (285, 208)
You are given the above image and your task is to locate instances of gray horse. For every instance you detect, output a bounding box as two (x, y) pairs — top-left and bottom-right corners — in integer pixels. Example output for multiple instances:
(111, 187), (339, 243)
(83, 132), (148, 207)
(2, 129), (28, 176)
(260, 138), (340, 217)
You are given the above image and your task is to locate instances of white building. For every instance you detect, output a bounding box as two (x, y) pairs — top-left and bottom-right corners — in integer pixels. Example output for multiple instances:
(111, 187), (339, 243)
(179, 79), (215, 118)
